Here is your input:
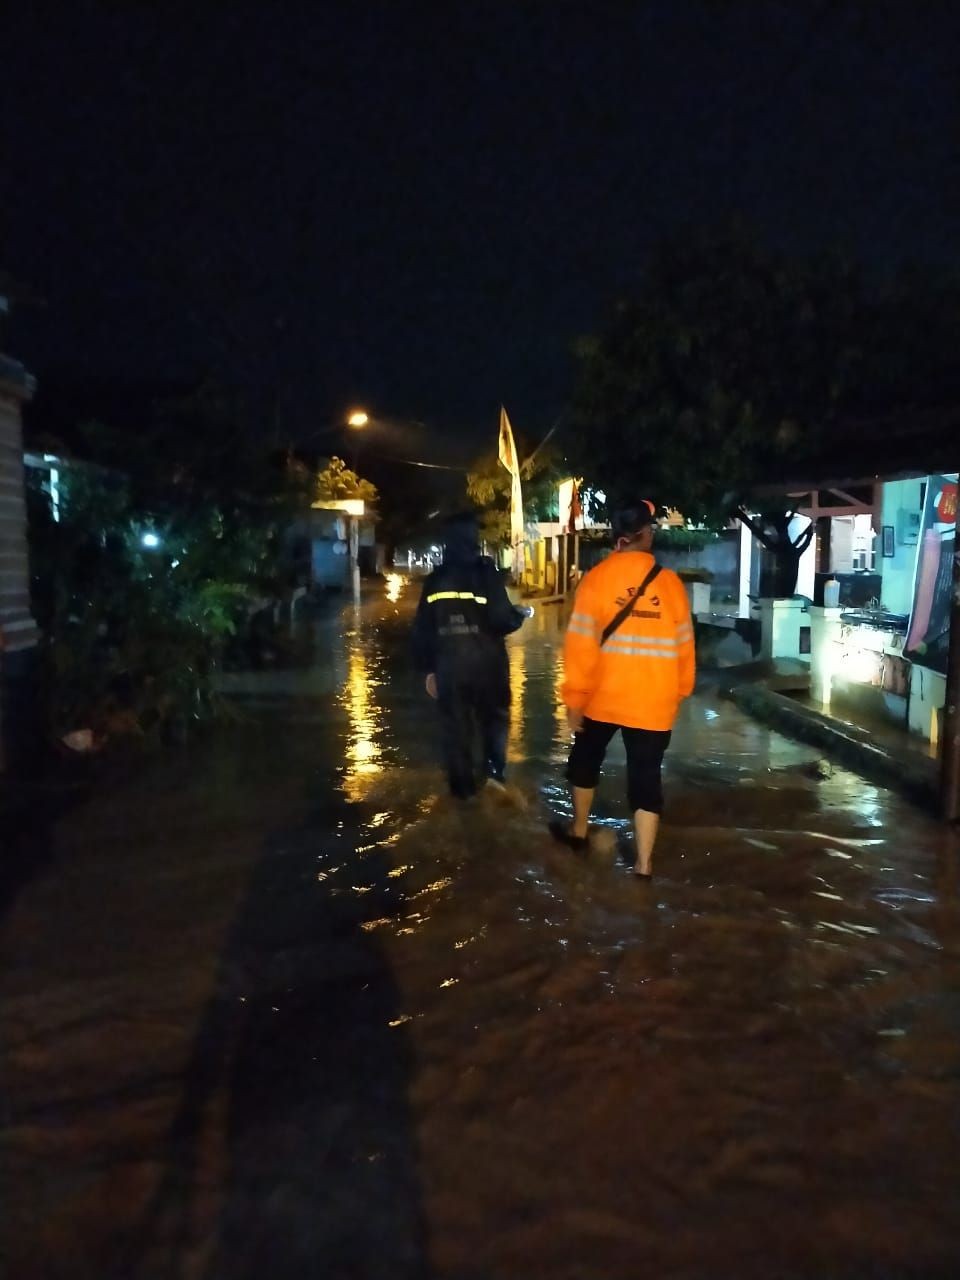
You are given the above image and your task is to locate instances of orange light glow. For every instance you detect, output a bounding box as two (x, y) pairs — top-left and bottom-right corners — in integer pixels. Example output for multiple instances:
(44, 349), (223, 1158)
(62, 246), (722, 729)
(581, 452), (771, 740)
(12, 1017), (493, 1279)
(507, 639), (526, 763)
(340, 643), (383, 800)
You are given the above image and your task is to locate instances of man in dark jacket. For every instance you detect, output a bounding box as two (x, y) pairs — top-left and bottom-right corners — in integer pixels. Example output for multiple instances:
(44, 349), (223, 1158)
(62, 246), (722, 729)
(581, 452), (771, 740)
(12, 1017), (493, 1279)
(412, 512), (529, 799)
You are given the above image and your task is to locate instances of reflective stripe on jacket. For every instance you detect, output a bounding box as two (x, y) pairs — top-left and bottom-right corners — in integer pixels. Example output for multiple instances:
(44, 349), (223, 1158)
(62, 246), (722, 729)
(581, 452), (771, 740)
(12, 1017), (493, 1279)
(412, 558), (525, 674)
(562, 550), (695, 730)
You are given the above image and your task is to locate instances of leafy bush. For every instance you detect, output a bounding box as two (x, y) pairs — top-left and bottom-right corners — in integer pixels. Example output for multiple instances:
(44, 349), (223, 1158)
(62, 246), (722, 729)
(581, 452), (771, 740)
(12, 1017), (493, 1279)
(29, 466), (248, 741)
(315, 456), (378, 507)
(27, 384), (312, 744)
(654, 525), (720, 553)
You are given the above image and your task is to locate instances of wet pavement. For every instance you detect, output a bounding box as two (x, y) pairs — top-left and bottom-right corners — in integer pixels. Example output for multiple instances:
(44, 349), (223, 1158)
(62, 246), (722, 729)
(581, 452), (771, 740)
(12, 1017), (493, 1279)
(2, 572), (960, 1279)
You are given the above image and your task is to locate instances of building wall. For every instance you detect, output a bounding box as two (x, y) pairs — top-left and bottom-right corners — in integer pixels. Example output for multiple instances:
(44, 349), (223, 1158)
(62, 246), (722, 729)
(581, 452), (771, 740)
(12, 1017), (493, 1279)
(656, 529), (741, 604)
(299, 509), (379, 590)
(880, 478), (924, 616)
(0, 364), (39, 769)
(311, 539), (350, 590)
(909, 665), (947, 740)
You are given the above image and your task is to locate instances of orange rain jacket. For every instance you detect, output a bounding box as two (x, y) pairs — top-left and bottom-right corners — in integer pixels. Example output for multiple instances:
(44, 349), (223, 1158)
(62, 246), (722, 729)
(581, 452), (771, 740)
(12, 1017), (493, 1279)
(562, 550), (696, 731)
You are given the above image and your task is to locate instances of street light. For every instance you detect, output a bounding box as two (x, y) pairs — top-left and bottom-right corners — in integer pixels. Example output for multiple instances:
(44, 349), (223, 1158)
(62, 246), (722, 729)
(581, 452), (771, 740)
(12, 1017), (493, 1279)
(346, 410), (370, 472)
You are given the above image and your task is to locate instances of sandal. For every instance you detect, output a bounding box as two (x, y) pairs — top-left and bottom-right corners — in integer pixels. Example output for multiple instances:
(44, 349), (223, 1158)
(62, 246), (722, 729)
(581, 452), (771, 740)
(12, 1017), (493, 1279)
(548, 820), (589, 853)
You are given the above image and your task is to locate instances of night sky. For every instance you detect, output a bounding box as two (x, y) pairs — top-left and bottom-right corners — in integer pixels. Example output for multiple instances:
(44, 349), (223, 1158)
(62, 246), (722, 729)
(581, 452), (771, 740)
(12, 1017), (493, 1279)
(3, 1), (958, 459)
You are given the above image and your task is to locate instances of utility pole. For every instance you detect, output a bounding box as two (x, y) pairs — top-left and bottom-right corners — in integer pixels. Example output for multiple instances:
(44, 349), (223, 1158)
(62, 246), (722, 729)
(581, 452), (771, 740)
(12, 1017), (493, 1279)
(941, 492), (960, 822)
(349, 513), (361, 603)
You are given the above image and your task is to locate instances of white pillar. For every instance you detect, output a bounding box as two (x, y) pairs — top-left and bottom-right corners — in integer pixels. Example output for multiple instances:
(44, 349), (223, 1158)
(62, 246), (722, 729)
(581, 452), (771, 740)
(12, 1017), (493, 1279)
(759, 597), (806, 661)
(808, 605), (844, 705)
(684, 581), (712, 617)
(791, 515), (816, 599)
(738, 519), (752, 618)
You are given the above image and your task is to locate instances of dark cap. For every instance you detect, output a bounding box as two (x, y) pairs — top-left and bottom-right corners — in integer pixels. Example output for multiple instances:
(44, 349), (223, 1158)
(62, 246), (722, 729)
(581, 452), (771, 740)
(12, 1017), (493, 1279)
(443, 510), (480, 539)
(611, 501), (657, 538)
(442, 510), (480, 562)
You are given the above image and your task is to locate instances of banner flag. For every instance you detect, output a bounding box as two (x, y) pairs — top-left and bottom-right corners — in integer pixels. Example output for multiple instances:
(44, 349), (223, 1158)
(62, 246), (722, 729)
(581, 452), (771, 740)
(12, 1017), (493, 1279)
(498, 406), (519, 476)
(568, 480), (582, 533)
(497, 406), (525, 575)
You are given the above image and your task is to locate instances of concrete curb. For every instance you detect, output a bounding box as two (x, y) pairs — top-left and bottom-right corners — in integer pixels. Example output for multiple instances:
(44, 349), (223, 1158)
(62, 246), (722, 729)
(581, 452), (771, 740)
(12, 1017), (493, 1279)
(727, 682), (939, 809)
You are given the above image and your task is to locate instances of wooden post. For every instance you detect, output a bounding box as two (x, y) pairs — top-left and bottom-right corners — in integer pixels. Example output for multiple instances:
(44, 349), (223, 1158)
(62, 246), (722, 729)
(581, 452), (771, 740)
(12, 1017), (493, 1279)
(941, 492), (960, 822)
(816, 515), (832, 574)
(0, 356), (39, 772)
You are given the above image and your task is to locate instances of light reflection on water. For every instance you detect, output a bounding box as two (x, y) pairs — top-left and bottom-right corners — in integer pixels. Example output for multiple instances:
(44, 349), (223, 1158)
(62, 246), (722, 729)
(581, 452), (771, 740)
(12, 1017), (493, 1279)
(507, 638), (526, 763)
(552, 641), (568, 762)
(384, 571), (405, 604)
(316, 590), (960, 1275)
(340, 639), (384, 801)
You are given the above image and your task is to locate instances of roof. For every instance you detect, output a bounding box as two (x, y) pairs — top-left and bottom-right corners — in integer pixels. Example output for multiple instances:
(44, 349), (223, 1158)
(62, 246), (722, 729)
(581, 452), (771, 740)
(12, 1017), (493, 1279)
(753, 405), (960, 494)
(0, 355), (36, 400)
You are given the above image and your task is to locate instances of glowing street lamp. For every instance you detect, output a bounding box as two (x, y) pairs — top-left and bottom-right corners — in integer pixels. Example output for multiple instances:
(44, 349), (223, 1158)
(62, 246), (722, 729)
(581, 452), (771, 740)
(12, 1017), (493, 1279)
(346, 410), (370, 479)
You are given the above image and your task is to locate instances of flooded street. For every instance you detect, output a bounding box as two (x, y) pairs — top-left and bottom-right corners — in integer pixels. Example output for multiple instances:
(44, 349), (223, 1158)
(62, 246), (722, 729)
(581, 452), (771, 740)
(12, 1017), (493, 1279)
(3, 573), (960, 1279)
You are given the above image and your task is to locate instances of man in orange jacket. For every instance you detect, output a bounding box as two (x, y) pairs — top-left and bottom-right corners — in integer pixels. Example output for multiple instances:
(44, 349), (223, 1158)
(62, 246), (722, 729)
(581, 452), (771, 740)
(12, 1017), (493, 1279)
(552, 502), (695, 878)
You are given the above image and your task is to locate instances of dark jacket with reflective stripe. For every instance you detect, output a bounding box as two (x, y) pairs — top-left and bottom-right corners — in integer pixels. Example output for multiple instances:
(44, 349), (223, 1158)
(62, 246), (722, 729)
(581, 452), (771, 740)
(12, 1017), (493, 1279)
(412, 555), (525, 677)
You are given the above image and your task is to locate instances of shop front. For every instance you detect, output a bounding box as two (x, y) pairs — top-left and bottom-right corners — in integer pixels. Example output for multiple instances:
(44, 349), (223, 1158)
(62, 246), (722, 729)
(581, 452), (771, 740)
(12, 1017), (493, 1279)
(809, 472), (957, 745)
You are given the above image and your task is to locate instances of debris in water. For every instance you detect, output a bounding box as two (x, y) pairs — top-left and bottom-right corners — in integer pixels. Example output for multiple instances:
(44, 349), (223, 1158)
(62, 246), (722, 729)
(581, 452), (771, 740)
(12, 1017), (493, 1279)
(803, 759), (834, 780)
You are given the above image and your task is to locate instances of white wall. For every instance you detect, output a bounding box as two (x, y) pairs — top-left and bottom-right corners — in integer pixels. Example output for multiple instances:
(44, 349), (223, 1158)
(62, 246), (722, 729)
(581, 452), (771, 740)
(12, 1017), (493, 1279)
(880, 479), (924, 615)
(852, 513), (875, 571)
(908, 665), (947, 740)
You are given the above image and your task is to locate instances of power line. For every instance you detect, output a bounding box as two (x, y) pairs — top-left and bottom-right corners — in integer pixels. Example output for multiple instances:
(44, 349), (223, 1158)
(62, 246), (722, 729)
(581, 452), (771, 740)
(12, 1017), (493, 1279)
(393, 457), (466, 472)
(360, 448), (467, 472)
(522, 409), (569, 473)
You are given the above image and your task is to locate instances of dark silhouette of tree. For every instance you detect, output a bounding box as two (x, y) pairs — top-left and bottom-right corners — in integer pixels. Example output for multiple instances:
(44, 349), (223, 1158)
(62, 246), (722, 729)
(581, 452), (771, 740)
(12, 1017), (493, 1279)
(569, 227), (871, 594)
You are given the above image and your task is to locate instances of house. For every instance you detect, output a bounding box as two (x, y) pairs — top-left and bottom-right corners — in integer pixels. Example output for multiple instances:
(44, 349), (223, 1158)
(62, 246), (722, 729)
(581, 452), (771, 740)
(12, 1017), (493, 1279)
(290, 499), (382, 594)
(521, 479), (607, 598)
(0, 352), (39, 770)
(738, 409), (959, 746)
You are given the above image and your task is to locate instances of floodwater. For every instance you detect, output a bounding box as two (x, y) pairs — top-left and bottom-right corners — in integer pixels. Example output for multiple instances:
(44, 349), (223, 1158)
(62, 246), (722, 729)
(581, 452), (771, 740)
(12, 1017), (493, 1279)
(2, 573), (960, 1279)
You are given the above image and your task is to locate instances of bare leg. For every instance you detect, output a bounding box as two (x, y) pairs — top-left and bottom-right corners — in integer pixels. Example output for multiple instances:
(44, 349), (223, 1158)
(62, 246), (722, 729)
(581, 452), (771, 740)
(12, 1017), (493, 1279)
(572, 786), (594, 839)
(633, 808), (659, 876)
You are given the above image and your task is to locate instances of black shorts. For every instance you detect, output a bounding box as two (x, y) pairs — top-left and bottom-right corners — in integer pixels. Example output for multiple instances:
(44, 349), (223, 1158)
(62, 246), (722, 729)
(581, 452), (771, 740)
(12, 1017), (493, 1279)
(567, 717), (672, 815)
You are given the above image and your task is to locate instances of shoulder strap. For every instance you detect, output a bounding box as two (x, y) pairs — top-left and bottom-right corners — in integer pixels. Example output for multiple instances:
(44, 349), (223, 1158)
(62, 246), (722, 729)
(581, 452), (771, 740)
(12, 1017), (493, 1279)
(600, 563), (662, 647)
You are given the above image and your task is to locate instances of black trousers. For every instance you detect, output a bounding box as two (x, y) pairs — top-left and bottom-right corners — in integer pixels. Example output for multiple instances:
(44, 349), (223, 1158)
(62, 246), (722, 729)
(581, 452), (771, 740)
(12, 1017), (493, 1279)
(437, 672), (510, 799)
(567, 717), (672, 815)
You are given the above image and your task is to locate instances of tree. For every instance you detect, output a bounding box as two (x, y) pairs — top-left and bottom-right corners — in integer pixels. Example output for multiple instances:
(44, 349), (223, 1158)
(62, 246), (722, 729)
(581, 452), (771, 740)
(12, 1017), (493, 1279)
(27, 380), (317, 743)
(465, 438), (563, 550)
(569, 226), (866, 593)
(315, 456), (378, 508)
